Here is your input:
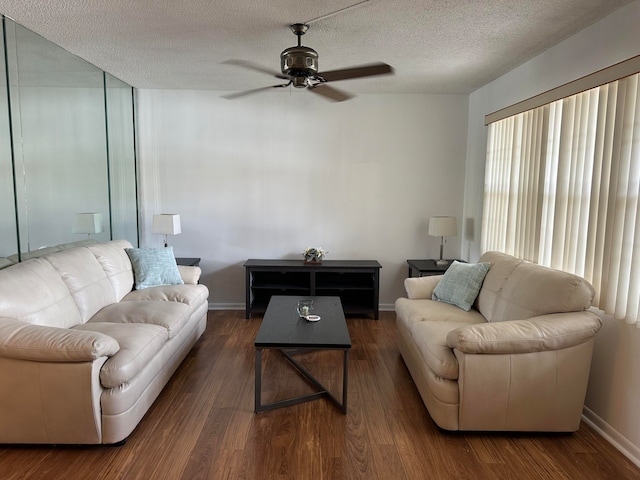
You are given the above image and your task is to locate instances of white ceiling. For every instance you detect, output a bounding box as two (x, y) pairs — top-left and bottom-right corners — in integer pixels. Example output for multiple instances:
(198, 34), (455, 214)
(0, 0), (633, 95)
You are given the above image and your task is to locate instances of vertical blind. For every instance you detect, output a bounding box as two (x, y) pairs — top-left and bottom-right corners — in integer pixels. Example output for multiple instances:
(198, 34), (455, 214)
(482, 73), (640, 325)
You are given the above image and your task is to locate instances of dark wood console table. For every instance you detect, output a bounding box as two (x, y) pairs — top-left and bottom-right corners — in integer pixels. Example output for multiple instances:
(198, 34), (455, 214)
(244, 259), (382, 319)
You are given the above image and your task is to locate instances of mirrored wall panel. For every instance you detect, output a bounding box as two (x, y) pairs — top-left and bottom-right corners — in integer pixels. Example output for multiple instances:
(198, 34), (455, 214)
(106, 73), (139, 244)
(0, 17), (138, 267)
(0, 27), (18, 268)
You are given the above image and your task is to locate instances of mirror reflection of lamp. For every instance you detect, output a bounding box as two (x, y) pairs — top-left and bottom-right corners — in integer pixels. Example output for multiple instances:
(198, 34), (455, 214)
(428, 216), (457, 265)
(152, 214), (181, 247)
(73, 213), (104, 239)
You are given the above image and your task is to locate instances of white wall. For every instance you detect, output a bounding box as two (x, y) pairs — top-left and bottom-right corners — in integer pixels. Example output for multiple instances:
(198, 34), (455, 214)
(463, 0), (640, 464)
(136, 91), (468, 310)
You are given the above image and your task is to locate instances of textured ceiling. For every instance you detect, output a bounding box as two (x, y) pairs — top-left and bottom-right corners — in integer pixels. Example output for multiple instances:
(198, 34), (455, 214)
(0, 0), (633, 94)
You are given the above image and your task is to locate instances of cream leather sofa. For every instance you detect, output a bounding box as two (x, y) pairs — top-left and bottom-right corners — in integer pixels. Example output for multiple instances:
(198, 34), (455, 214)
(395, 251), (602, 432)
(0, 240), (209, 444)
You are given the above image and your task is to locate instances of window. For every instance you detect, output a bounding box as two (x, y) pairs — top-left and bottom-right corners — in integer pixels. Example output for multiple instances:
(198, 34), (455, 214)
(482, 73), (640, 324)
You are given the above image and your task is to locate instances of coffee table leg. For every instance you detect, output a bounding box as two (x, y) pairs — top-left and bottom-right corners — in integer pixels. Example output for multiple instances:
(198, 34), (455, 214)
(342, 350), (349, 414)
(255, 348), (262, 413)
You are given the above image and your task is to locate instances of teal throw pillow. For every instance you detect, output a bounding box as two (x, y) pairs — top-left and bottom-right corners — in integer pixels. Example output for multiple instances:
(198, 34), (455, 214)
(432, 261), (491, 311)
(125, 247), (184, 290)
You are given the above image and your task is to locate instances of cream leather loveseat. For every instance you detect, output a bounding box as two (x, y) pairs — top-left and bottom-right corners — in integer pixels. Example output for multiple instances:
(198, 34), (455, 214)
(0, 240), (209, 444)
(395, 251), (602, 432)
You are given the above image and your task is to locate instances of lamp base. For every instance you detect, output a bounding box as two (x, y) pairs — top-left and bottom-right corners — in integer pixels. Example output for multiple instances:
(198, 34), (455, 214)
(436, 259), (449, 266)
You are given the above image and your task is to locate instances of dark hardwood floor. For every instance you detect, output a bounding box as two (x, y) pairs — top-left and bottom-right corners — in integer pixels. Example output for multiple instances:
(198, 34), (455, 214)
(1, 310), (639, 480)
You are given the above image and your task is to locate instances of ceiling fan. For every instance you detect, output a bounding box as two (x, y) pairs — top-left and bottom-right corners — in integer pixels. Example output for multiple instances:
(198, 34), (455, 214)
(222, 23), (394, 102)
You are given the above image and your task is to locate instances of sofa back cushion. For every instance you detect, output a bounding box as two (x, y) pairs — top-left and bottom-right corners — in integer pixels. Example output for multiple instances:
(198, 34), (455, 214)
(0, 258), (82, 328)
(88, 240), (134, 301)
(45, 247), (117, 323)
(476, 251), (595, 322)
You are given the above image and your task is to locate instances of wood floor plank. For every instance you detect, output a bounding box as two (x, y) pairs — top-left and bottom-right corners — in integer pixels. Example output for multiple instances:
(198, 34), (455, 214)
(0, 310), (639, 479)
(370, 444), (408, 479)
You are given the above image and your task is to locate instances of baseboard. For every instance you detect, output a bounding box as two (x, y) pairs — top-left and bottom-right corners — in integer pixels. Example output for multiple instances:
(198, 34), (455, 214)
(208, 303), (244, 310)
(582, 406), (640, 468)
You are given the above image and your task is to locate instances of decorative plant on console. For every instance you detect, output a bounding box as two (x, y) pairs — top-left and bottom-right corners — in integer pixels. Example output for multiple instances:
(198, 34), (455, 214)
(303, 247), (327, 264)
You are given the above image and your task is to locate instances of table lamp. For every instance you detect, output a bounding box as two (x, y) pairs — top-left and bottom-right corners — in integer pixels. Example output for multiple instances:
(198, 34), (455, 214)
(428, 216), (457, 265)
(152, 214), (181, 247)
(73, 213), (104, 238)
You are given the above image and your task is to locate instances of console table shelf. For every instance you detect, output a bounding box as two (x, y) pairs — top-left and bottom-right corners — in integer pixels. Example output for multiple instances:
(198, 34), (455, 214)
(244, 259), (382, 319)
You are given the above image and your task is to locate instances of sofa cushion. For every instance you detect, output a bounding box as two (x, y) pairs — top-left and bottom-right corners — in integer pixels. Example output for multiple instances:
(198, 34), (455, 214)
(475, 251), (522, 320)
(409, 316), (484, 380)
(125, 247), (184, 290)
(0, 258), (82, 328)
(45, 247), (117, 323)
(74, 322), (168, 388)
(477, 251), (595, 322)
(395, 298), (486, 329)
(122, 284), (209, 307)
(88, 240), (134, 302)
(432, 261), (491, 311)
(88, 301), (191, 339)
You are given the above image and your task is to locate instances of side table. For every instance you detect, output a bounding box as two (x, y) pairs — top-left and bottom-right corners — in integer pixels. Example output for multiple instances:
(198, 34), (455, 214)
(176, 257), (201, 267)
(406, 259), (463, 278)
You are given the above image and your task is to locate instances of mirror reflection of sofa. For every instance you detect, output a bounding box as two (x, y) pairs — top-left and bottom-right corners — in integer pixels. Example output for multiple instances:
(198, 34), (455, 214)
(0, 240), (209, 444)
(395, 251), (602, 432)
(0, 238), (100, 270)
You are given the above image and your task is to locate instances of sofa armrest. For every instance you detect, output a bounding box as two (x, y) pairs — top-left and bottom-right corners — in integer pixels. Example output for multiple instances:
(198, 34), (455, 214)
(178, 265), (202, 285)
(0, 318), (119, 362)
(446, 311), (602, 354)
(404, 275), (443, 299)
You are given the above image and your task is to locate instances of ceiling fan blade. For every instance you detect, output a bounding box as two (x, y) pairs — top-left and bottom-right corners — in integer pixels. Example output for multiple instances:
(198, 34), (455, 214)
(222, 59), (290, 80)
(221, 84), (289, 100)
(309, 84), (353, 102)
(317, 62), (393, 82)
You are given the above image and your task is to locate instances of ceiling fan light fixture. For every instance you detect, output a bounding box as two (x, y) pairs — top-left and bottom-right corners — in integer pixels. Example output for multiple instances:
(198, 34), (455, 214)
(280, 46), (318, 77)
(292, 76), (308, 88)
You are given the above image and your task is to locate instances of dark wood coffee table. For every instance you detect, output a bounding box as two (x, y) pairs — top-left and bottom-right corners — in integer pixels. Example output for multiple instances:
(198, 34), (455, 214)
(254, 295), (351, 414)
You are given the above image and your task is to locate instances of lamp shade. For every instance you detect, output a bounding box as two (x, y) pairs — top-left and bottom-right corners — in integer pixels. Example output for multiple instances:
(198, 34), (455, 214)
(428, 216), (457, 237)
(73, 213), (104, 234)
(152, 214), (181, 235)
